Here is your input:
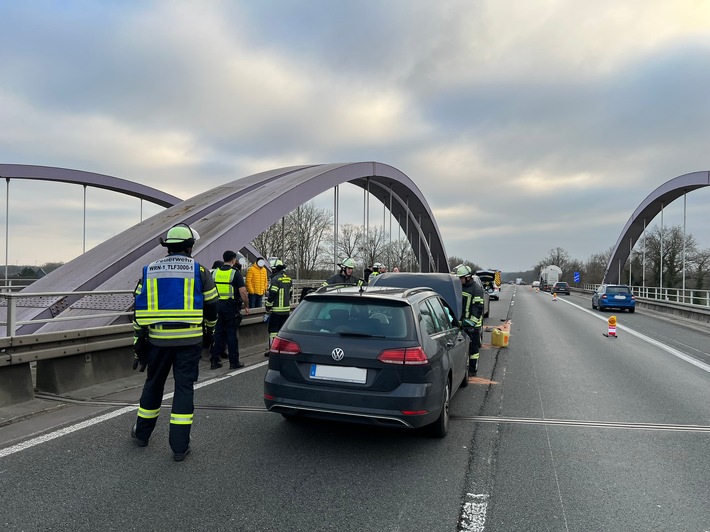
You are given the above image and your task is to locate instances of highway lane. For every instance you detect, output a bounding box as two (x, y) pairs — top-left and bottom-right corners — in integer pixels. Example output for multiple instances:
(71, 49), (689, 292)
(465, 286), (710, 531)
(1, 285), (708, 531)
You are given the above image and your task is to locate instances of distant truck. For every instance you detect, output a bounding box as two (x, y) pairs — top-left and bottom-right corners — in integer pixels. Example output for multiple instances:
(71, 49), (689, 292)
(539, 265), (562, 292)
(515, 278), (523, 285)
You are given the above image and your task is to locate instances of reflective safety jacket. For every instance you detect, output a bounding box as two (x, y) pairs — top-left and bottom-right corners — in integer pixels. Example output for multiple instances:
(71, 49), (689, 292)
(461, 278), (484, 329)
(213, 267), (236, 299)
(265, 271), (292, 315)
(134, 254), (218, 344)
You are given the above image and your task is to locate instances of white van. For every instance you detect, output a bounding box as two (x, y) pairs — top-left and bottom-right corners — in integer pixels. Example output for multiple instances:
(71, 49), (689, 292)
(532, 281), (541, 288)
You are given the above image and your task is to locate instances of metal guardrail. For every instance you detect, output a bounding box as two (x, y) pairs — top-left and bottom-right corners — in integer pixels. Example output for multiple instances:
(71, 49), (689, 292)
(582, 284), (710, 309)
(0, 289), (135, 337)
(0, 280), (326, 338)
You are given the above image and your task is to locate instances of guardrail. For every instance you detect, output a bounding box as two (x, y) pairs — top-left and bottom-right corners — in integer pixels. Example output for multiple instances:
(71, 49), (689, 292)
(582, 284), (710, 309)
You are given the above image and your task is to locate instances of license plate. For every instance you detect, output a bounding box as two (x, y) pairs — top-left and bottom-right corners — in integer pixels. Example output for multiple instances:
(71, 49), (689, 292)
(614, 295), (626, 300)
(310, 364), (367, 384)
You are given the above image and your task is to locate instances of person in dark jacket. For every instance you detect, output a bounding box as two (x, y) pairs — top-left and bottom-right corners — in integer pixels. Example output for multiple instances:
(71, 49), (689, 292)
(264, 259), (292, 355)
(455, 264), (485, 376)
(322, 258), (363, 286)
(131, 223), (218, 461)
(209, 250), (249, 370)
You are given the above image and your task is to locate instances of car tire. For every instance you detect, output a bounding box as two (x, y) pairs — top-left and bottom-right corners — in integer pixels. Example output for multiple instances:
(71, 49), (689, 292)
(628, 308), (635, 313)
(461, 358), (470, 388)
(592, 300), (596, 309)
(281, 412), (300, 421)
(428, 380), (450, 438)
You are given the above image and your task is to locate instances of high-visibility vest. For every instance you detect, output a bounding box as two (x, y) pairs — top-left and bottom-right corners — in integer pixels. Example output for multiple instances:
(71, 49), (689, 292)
(213, 267), (236, 299)
(134, 255), (208, 340)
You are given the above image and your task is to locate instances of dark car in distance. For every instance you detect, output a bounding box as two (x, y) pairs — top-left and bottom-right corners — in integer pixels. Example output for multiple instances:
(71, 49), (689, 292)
(263, 282), (470, 437)
(592, 284), (636, 312)
(551, 281), (570, 295)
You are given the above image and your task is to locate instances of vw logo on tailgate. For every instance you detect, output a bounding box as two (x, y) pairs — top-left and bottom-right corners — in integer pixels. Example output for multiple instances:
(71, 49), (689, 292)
(331, 347), (345, 361)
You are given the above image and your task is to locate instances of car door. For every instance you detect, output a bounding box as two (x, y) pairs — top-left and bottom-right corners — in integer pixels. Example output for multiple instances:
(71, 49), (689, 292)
(426, 296), (468, 392)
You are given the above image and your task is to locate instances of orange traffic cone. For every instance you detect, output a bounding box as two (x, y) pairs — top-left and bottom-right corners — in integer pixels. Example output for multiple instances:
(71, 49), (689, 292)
(603, 315), (617, 338)
(552, 292), (558, 301)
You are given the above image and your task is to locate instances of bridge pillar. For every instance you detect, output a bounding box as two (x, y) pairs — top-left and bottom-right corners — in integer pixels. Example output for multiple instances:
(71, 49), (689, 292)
(0, 364), (34, 407)
(36, 347), (135, 395)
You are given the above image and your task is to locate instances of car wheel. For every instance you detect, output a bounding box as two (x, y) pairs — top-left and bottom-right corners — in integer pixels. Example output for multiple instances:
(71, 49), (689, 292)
(592, 300), (596, 309)
(461, 358), (470, 388)
(281, 412), (300, 421)
(428, 380), (450, 438)
(628, 308), (635, 313)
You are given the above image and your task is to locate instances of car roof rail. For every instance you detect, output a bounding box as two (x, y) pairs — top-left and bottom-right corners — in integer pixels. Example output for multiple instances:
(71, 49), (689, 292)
(401, 287), (432, 299)
(314, 283), (360, 293)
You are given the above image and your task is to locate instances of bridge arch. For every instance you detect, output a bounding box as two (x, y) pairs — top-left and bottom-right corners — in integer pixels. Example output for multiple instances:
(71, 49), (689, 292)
(3, 162), (447, 333)
(604, 171), (710, 284)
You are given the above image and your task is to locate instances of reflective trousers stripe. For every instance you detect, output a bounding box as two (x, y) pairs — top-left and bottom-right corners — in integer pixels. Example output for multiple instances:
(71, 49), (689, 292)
(469, 353), (479, 360)
(138, 407), (160, 419)
(170, 413), (194, 425)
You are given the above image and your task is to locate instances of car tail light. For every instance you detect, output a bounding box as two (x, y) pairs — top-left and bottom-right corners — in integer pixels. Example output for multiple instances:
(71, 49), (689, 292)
(601, 294), (608, 300)
(401, 410), (428, 416)
(377, 346), (428, 365)
(271, 337), (301, 355)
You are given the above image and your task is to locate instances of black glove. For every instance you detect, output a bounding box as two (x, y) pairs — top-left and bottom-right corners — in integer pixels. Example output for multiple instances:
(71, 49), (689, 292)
(133, 334), (150, 372)
(202, 327), (214, 349)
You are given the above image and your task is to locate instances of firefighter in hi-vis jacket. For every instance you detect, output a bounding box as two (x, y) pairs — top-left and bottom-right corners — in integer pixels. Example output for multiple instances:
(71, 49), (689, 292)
(131, 223), (218, 461)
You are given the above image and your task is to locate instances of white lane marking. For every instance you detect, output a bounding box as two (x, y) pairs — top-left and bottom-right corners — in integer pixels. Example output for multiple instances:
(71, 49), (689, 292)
(557, 297), (710, 374)
(459, 493), (489, 532)
(0, 360), (269, 459)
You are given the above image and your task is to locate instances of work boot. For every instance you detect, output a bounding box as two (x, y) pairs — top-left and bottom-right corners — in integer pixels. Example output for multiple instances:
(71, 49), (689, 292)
(469, 359), (478, 377)
(173, 447), (191, 462)
(229, 362), (245, 369)
(210, 361), (223, 370)
(131, 424), (148, 447)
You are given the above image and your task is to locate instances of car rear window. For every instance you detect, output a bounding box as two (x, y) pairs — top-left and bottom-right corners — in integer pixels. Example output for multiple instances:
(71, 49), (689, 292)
(285, 298), (412, 339)
(606, 286), (631, 295)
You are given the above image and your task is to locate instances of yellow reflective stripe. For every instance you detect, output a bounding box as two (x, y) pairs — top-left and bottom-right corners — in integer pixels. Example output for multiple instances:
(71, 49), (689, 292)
(148, 328), (203, 340)
(147, 278), (158, 311)
(184, 278), (193, 311)
(470, 353), (480, 360)
(170, 413), (193, 425)
(203, 286), (218, 301)
(138, 407), (160, 419)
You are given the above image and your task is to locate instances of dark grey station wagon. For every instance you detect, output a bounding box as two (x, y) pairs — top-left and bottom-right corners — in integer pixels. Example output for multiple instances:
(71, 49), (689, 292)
(263, 283), (470, 437)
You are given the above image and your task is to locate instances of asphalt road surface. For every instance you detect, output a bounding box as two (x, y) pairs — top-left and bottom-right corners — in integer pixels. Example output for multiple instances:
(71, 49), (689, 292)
(1, 286), (708, 532)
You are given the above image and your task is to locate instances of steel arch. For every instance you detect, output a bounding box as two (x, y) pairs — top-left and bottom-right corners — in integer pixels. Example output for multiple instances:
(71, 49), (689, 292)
(603, 171), (710, 284)
(4, 162), (448, 333)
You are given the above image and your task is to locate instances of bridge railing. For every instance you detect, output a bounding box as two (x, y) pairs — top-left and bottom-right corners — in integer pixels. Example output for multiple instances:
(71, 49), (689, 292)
(582, 284), (710, 309)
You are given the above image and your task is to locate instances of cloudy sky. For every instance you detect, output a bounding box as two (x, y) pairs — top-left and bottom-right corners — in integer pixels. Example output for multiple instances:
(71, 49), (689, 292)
(2, 0), (710, 272)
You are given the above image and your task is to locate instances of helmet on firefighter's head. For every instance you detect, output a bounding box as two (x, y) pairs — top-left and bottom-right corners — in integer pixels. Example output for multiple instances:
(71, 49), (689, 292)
(160, 223), (199, 248)
(340, 258), (356, 269)
(454, 264), (472, 278)
(272, 258), (285, 270)
(373, 262), (382, 270)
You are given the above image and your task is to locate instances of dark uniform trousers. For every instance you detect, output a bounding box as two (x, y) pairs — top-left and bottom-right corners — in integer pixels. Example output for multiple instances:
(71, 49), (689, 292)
(210, 299), (241, 366)
(135, 342), (202, 454)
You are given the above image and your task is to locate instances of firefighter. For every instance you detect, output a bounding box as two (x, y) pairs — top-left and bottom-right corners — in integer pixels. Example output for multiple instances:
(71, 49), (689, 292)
(455, 264), (485, 376)
(209, 250), (249, 370)
(131, 223), (219, 461)
(264, 259), (292, 355)
(322, 258), (364, 287)
(367, 262), (386, 283)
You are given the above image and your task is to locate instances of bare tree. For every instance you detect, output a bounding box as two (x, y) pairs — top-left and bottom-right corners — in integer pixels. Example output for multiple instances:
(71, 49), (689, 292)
(642, 225), (697, 287)
(337, 223), (363, 262)
(284, 203), (333, 279)
(583, 248), (612, 284)
(361, 225), (389, 269)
